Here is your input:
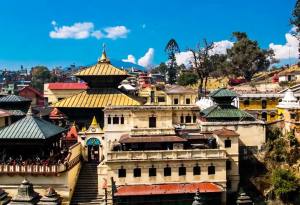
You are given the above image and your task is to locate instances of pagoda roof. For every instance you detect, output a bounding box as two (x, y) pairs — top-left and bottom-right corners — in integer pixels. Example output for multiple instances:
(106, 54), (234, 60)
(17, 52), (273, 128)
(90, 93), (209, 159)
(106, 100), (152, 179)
(0, 95), (31, 103)
(48, 83), (88, 90)
(201, 104), (256, 121)
(209, 88), (237, 98)
(74, 61), (127, 77)
(0, 112), (66, 140)
(52, 88), (141, 108)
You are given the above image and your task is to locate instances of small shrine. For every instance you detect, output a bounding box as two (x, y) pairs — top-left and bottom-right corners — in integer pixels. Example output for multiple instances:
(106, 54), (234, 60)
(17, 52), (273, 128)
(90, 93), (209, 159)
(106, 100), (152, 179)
(64, 122), (78, 147)
(0, 188), (10, 205)
(192, 189), (205, 205)
(9, 179), (40, 205)
(37, 187), (61, 205)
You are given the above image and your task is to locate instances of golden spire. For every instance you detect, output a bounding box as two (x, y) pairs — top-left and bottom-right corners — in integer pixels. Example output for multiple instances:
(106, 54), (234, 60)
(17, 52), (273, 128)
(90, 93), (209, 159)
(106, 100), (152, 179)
(91, 116), (98, 126)
(98, 43), (110, 63)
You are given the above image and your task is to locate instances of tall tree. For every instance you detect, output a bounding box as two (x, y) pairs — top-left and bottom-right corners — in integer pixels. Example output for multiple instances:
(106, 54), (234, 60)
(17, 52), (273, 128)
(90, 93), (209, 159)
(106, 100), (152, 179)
(291, 0), (300, 62)
(226, 32), (275, 81)
(165, 39), (180, 84)
(150, 62), (168, 76)
(190, 39), (214, 97)
(31, 66), (51, 91)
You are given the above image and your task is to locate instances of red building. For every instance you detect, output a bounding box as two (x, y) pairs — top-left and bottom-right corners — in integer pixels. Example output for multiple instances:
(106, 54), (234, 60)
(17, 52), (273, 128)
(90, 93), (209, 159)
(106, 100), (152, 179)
(18, 86), (44, 107)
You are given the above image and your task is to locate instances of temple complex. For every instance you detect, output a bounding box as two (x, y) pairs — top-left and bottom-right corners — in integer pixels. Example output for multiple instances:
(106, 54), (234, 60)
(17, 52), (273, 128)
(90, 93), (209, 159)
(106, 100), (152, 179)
(52, 48), (142, 128)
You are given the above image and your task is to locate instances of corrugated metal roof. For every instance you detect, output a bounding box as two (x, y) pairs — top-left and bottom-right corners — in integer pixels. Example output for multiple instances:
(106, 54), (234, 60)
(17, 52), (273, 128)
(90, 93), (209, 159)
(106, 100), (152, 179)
(8, 109), (26, 116)
(52, 88), (141, 108)
(0, 115), (66, 139)
(209, 88), (237, 98)
(115, 183), (223, 196)
(48, 83), (88, 90)
(0, 95), (31, 103)
(74, 62), (127, 76)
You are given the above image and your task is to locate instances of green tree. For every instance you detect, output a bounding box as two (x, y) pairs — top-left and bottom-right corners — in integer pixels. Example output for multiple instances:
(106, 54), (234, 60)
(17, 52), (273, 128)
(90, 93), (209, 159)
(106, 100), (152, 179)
(227, 32), (276, 81)
(165, 39), (180, 84)
(271, 168), (299, 201)
(291, 0), (300, 62)
(31, 66), (51, 91)
(177, 72), (198, 86)
(150, 63), (168, 76)
(190, 39), (214, 96)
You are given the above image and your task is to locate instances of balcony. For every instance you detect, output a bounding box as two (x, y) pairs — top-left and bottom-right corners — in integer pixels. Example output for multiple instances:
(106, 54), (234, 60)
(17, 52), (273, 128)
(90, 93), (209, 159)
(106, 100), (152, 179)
(131, 127), (175, 136)
(107, 149), (227, 162)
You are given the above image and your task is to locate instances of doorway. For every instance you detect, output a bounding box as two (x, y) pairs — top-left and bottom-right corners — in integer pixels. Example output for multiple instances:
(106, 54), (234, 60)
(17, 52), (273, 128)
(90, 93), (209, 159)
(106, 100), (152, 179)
(86, 138), (101, 162)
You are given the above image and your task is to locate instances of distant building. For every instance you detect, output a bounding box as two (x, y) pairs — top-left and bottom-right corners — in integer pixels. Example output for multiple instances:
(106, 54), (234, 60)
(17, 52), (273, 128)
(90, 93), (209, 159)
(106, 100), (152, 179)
(18, 86), (44, 107)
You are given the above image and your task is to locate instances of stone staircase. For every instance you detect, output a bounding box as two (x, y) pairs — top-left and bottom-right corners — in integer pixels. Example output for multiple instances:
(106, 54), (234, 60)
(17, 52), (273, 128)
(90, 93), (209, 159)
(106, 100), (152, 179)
(70, 163), (104, 205)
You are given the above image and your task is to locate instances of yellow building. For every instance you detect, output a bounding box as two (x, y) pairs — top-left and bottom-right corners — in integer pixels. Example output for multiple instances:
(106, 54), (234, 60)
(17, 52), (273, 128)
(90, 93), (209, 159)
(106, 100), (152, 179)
(238, 93), (281, 122)
(44, 82), (88, 105)
(139, 84), (198, 106)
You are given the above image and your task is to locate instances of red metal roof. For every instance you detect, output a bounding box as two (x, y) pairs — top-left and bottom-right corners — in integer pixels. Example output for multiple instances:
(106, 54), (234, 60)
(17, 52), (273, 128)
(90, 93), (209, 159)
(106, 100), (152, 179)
(48, 83), (88, 90)
(213, 128), (239, 137)
(115, 183), (223, 196)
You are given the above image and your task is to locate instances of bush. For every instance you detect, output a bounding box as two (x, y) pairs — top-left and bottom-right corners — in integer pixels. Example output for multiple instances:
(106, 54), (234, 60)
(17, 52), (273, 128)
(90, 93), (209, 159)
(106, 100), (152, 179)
(271, 168), (299, 201)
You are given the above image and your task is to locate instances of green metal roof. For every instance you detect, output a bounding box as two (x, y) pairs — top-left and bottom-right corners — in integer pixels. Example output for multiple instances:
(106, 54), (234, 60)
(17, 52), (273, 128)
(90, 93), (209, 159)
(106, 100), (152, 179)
(0, 95), (31, 103)
(0, 115), (66, 140)
(201, 104), (256, 121)
(209, 88), (237, 98)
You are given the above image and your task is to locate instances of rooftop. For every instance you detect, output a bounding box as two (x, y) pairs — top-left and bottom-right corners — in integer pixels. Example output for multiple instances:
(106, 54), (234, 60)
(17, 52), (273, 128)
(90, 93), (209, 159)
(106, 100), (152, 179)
(47, 83), (88, 90)
(209, 88), (237, 98)
(0, 95), (31, 103)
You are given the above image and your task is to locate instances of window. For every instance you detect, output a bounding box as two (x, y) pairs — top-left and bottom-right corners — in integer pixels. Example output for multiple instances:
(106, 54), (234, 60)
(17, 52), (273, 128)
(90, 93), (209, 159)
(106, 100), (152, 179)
(178, 165), (186, 176)
(208, 165), (215, 175)
(4, 117), (9, 126)
(113, 116), (119, 124)
(108, 115), (111, 124)
(150, 91), (155, 103)
(185, 115), (192, 123)
(193, 165), (201, 175)
(290, 113), (297, 120)
(186, 98), (191, 104)
(224, 139), (231, 148)
(149, 167), (156, 177)
(118, 167), (126, 178)
(133, 167), (141, 177)
(226, 160), (232, 170)
(149, 116), (156, 128)
(120, 115), (124, 124)
(174, 98), (179, 105)
(193, 115), (197, 123)
(164, 166), (171, 176)
(243, 99), (250, 106)
(261, 100), (267, 109)
(158, 96), (165, 102)
(261, 112), (267, 121)
(180, 115), (184, 123)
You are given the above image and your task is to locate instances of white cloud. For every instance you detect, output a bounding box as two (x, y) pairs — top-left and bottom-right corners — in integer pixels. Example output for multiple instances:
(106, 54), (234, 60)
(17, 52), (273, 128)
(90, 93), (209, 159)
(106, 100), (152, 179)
(91, 30), (104, 39)
(269, 33), (299, 59)
(138, 48), (154, 68)
(175, 51), (194, 67)
(209, 40), (233, 55)
(122, 54), (136, 64)
(104, 26), (130, 40)
(50, 21), (130, 40)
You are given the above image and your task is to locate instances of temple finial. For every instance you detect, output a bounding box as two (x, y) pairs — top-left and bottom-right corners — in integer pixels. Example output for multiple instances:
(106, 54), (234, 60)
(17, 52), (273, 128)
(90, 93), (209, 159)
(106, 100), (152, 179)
(26, 106), (33, 116)
(98, 43), (110, 63)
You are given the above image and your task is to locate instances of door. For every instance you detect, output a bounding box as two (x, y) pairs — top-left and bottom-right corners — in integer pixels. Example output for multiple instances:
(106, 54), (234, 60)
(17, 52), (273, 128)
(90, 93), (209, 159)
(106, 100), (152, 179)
(86, 138), (101, 162)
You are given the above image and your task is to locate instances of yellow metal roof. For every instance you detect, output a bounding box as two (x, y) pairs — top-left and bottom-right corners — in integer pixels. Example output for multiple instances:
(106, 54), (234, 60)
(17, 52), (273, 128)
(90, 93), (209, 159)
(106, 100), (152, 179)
(52, 88), (141, 108)
(74, 62), (127, 76)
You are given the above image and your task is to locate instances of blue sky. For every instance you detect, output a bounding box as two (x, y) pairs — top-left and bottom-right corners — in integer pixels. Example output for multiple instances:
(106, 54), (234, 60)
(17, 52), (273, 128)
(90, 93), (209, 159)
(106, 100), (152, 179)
(0, 0), (297, 69)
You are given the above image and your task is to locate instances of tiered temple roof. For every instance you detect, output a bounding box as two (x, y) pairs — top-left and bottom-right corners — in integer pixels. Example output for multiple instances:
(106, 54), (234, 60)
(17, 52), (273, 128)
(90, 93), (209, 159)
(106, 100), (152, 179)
(201, 88), (256, 122)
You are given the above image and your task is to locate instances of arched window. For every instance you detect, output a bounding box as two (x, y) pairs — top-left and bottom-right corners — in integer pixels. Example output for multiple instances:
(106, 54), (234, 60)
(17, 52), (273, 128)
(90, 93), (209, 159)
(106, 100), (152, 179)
(178, 165), (186, 176)
(133, 167), (141, 177)
(113, 115), (119, 124)
(118, 166), (126, 178)
(185, 115), (192, 123)
(180, 115), (184, 123)
(149, 116), (156, 128)
(261, 112), (267, 121)
(193, 164), (201, 175)
(208, 164), (215, 175)
(108, 115), (111, 124)
(120, 115), (124, 124)
(164, 165), (171, 176)
(261, 99), (267, 109)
